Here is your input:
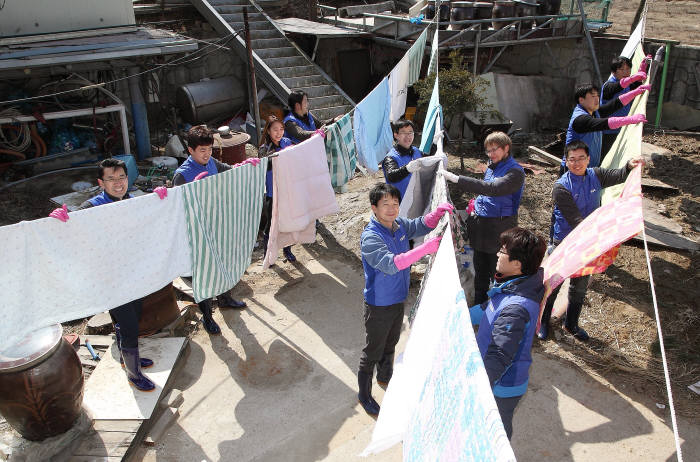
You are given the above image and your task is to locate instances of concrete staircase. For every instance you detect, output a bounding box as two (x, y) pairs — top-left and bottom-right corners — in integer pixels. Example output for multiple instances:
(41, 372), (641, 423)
(191, 0), (355, 120)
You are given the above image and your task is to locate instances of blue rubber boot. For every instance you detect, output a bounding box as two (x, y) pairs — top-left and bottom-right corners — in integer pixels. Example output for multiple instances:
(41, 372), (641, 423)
(115, 324), (153, 368)
(358, 370), (380, 415)
(283, 246), (296, 262)
(121, 347), (156, 392)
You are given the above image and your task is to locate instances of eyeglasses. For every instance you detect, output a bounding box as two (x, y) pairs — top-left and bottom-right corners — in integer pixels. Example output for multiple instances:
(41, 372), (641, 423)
(486, 147), (502, 155)
(397, 131), (414, 136)
(497, 247), (508, 257)
(103, 175), (128, 183)
(566, 156), (588, 164)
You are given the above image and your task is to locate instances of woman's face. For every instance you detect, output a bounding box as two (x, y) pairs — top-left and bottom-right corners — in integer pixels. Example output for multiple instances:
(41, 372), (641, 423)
(268, 121), (284, 144)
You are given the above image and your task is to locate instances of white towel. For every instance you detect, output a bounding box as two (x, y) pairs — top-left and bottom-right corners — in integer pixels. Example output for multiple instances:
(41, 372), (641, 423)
(0, 188), (191, 350)
(388, 54), (410, 122)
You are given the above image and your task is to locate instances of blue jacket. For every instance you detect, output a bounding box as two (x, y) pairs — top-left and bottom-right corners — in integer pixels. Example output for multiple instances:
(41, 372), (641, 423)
(474, 155), (524, 218)
(284, 111), (317, 144)
(262, 137), (293, 197)
(470, 269), (544, 397)
(601, 75), (632, 135)
(173, 156), (219, 183)
(565, 104), (603, 168)
(361, 215), (431, 306)
(382, 146), (422, 199)
(552, 168), (602, 241)
(87, 191), (132, 206)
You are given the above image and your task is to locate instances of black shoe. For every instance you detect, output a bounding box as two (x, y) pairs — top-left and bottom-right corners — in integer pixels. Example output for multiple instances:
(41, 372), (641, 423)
(217, 293), (247, 309)
(537, 322), (549, 340)
(563, 324), (589, 341)
(198, 300), (221, 335)
(283, 246), (296, 262)
(357, 371), (380, 416)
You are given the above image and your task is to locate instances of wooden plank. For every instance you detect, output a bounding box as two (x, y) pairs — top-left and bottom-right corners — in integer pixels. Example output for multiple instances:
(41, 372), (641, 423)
(527, 145), (561, 165)
(633, 227), (700, 251)
(81, 335), (115, 347)
(643, 199), (683, 234)
(641, 177), (678, 192)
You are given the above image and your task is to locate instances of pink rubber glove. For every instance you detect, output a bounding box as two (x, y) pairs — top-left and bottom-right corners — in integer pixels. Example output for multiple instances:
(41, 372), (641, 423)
(194, 172), (208, 181)
(243, 157), (261, 167)
(154, 186), (167, 200)
(608, 113), (647, 130)
(619, 84), (650, 106)
(394, 236), (442, 270)
(423, 202), (454, 228)
(49, 204), (69, 222)
(639, 54), (652, 73)
(467, 198), (476, 215)
(619, 71), (647, 88)
(314, 128), (326, 139)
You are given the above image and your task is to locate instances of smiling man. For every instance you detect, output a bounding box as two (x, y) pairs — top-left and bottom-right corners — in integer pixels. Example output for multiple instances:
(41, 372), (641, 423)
(381, 119), (436, 200)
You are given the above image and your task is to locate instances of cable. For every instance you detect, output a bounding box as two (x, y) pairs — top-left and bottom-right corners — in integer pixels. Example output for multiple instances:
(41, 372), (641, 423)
(0, 108), (32, 152)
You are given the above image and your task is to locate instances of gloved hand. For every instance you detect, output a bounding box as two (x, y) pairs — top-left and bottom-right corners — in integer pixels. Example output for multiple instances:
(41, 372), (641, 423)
(154, 186), (167, 200)
(608, 113), (647, 130)
(437, 169), (459, 183)
(194, 172), (208, 181)
(314, 128), (326, 139)
(406, 159), (421, 173)
(467, 198), (476, 215)
(394, 236), (442, 270)
(423, 202), (454, 228)
(620, 71), (647, 88)
(639, 54), (652, 73)
(619, 84), (651, 106)
(244, 157), (261, 167)
(49, 204), (69, 222)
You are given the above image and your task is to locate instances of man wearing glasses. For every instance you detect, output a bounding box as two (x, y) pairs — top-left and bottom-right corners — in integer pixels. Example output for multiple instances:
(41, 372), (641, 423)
(538, 140), (643, 341)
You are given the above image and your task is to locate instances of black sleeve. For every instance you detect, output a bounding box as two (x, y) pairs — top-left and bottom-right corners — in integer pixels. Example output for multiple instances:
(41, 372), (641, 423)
(602, 81), (623, 101)
(312, 113), (334, 128)
(571, 114), (610, 133)
(552, 183), (583, 229)
(172, 173), (187, 186)
(597, 97), (624, 118)
(76, 201), (94, 210)
(456, 168), (525, 196)
(381, 155), (410, 183)
(214, 158), (232, 173)
(483, 304), (530, 387)
(593, 166), (630, 188)
(285, 120), (314, 143)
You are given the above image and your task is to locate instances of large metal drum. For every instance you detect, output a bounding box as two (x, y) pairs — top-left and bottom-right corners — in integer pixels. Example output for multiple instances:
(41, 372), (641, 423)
(176, 77), (246, 124)
(0, 324), (84, 441)
(139, 283), (181, 336)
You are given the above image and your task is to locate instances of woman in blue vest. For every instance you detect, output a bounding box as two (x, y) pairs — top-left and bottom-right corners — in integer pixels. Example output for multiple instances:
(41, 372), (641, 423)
(283, 90), (340, 144)
(538, 140), (643, 342)
(258, 115), (296, 262)
(563, 82), (648, 173)
(439, 131), (525, 305)
(469, 227), (546, 440)
(600, 55), (650, 162)
(381, 119), (437, 200)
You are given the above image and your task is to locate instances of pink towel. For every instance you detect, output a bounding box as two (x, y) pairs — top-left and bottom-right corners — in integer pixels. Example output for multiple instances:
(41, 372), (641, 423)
(263, 135), (339, 268)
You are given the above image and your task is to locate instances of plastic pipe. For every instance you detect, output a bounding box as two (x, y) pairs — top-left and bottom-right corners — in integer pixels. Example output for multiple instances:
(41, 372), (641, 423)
(128, 66), (151, 160)
(654, 42), (671, 128)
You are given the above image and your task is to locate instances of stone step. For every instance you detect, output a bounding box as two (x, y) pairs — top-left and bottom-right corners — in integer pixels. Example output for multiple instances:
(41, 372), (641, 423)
(308, 94), (347, 109)
(228, 20), (271, 31)
(208, 0), (249, 5)
(313, 105), (353, 121)
(264, 55), (309, 68)
(273, 65), (318, 78)
(250, 38), (289, 49)
(248, 28), (283, 39)
(281, 74), (327, 88)
(255, 46), (299, 59)
(220, 12), (266, 22)
(214, 5), (251, 14)
(298, 84), (336, 98)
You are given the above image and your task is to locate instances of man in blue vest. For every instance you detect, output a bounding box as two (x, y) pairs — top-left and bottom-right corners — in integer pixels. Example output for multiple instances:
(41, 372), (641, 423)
(469, 226), (546, 440)
(381, 119), (440, 200)
(283, 90), (341, 144)
(538, 140), (643, 342)
(173, 125), (260, 335)
(600, 55), (650, 162)
(359, 183), (453, 415)
(50, 158), (168, 391)
(563, 82), (649, 173)
(439, 131), (524, 306)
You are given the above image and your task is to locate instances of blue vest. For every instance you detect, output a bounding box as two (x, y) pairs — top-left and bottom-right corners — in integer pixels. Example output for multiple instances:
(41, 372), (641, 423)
(476, 278), (540, 397)
(565, 104), (602, 168)
(174, 156), (219, 183)
(382, 146), (422, 200)
(362, 217), (411, 306)
(283, 111), (317, 144)
(552, 168), (602, 241)
(264, 137), (293, 197)
(474, 155), (524, 218)
(87, 191), (131, 207)
(601, 75), (632, 135)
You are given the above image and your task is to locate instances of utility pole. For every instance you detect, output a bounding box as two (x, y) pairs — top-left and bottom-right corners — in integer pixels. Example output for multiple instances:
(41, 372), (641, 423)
(243, 8), (262, 145)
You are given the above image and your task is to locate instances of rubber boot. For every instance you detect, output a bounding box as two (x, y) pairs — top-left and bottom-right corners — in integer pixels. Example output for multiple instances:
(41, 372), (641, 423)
(537, 301), (554, 340)
(282, 246), (296, 262)
(121, 347), (156, 391)
(357, 370), (380, 415)
(217, 292), (247, 309)
(563, 301), (589, 341)
(198, 299), (221, 335)
(114, 324), (153, 368)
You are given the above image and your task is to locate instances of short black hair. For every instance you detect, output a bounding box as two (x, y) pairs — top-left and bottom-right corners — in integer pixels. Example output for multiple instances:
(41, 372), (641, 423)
(369, 183), (401, 206)
(391, 119), (415, 134)
(610, 56), (633, 73)
(565, 140), (590, 158)
(574, 83), (600, 103)
(288, 90), (307, 112)
(500, 227), (546, 276)
(187, 124), (214, 150)
(97, 158), (127, 180)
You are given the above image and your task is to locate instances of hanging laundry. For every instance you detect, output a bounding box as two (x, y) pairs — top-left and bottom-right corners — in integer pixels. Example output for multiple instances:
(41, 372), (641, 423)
(389, 55), (410, 122)
(407, 28), (429, 86)
(426, 25), (440, 77)
(324, 113), (358, 188)
(0, 189), (192, 351)
(263, 135), (339, 269)
(182, 159), (267, 302)
(419, 76), (443, 153)
(353, 77), (394, 173)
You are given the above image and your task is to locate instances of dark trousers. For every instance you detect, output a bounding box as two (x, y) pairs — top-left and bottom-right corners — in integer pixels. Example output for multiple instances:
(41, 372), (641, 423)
(359, 302), (404, 380)
(495, 395), (522, 440)
(473, 250), (498, 305)
(540, 274), (591, 330)
(601, 133), (617, 164)
(261, 195), (273, 236)
(109, 299), (143, 349)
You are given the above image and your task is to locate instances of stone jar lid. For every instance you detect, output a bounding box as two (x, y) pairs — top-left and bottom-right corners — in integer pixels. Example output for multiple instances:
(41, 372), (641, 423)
(0, 324), (63, 373)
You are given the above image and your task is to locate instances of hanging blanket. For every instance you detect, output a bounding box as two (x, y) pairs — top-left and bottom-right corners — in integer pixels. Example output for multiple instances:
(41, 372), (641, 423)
(389, 55), (410, 122)
(353, 77), (394, 172)
(419, 76), (443, 153)
(407, 28), (428, 85)
(324, 113), (357, 188)
(182, 160), (267, 302)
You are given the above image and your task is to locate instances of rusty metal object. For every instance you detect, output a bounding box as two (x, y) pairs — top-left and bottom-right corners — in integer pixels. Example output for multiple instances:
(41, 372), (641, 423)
(139, 283), (180, 336)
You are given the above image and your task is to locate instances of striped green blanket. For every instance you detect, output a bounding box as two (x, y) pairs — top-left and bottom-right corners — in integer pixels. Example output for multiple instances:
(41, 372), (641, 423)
(324, 113), (357, 188)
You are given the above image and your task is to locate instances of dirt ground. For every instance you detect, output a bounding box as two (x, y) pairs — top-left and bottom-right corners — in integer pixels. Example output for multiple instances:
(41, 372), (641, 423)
(606, 0), (700, 46)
